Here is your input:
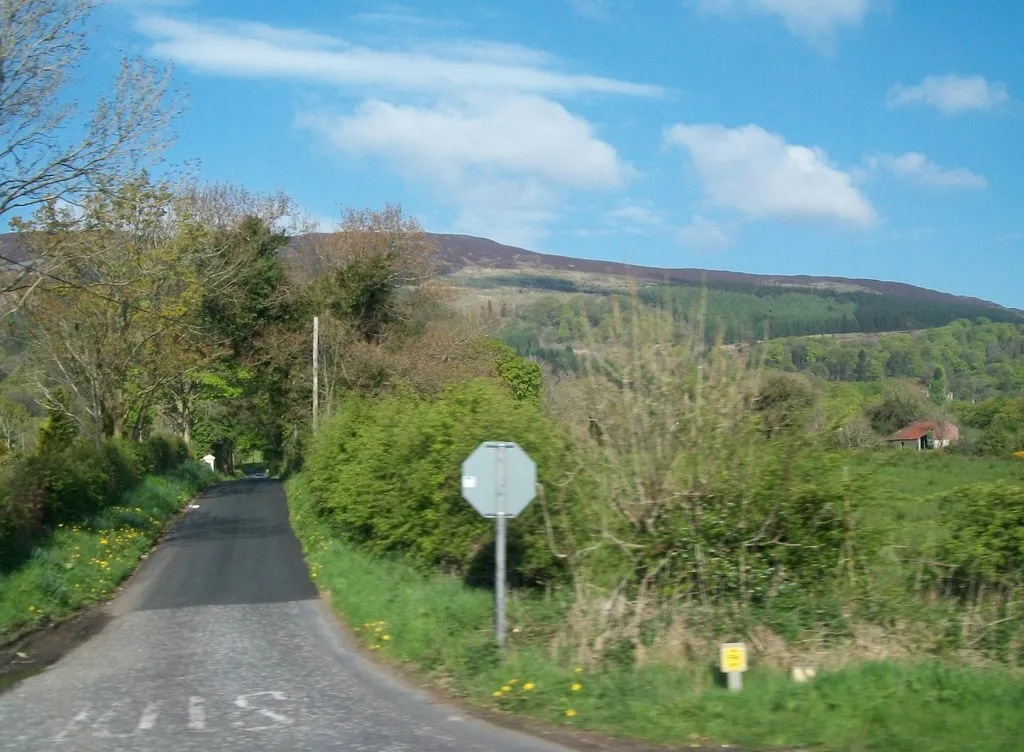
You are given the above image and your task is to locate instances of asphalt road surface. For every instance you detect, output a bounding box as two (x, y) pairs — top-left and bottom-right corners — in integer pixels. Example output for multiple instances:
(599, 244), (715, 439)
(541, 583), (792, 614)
(0, 480), (570, 752)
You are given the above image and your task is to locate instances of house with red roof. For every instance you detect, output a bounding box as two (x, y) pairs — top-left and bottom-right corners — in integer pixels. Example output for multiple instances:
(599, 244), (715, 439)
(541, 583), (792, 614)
(885, 420), (960, 450)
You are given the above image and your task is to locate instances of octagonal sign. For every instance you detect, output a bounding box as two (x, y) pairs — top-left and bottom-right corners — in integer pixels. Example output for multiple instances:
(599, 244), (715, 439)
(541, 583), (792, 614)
(460, 442), (537, 518)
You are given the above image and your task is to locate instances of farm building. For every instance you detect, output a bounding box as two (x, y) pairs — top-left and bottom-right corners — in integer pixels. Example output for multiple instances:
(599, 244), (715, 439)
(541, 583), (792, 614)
(885, 420), (960, 450)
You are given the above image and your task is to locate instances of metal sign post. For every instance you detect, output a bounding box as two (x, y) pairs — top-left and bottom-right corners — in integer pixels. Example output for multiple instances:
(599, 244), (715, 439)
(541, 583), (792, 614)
(495, 444), (506, 647)
(461, 441), (536, 649)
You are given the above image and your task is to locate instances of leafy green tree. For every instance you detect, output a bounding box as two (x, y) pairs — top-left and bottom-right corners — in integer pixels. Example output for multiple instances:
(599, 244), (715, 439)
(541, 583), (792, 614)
(866, 382), (926, 436)
(929, 365), (949, 404)
(756, 372), (818, 437)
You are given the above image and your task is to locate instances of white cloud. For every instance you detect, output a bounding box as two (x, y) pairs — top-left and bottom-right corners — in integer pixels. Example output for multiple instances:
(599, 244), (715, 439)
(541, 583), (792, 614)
(665, 123), (877, 227)
(887, 75), (1010, 114)
(608, 204), (666, 226)
(300, 94), (630, 242)
(865, 152), (988, 190)
(678, 215), (732, 250)
(301, 95), (627, 189)
(136, 15), (662, 97)
(693, 0), (869, 41)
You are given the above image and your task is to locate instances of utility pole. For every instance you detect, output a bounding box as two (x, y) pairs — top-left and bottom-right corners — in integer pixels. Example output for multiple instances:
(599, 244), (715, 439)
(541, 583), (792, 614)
(312, 315), (319, 432)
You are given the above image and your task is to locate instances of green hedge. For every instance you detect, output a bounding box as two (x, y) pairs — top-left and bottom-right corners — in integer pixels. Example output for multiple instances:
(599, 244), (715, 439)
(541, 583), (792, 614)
(0, 434), (190, 568)
(305, 378), (577, 585)
(938, 481), (1024, 592)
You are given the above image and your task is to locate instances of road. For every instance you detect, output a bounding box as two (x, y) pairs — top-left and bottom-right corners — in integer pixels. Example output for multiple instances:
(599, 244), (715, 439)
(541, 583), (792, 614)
(0, 480), (570, 752)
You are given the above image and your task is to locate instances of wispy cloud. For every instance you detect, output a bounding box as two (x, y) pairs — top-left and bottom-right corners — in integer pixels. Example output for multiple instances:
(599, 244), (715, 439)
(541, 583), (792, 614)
(692, 0), (869, 44)
(349, 4), (456, 30)
(608, 204), (667, 227)
(863, 152), (988, 190)
(565, 0), (615, 20)
(678, 215), (732, 250)
(887, 74), (1010, 114)
(665, 123), (877, 227)
(136, 15), (663, 97)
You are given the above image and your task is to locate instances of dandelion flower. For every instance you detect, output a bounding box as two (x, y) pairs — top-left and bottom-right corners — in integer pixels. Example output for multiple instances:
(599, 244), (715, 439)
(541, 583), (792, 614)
(382, 635), (390, 641)
(523, 682), (535, 691)
(571, 683), (582, 692)
(574, 666), (584, 674)
(492, 691), (503, 698)
(508, 679), (518, 685)
(501, 686), (511, 692)
(565, 709), (576, 718)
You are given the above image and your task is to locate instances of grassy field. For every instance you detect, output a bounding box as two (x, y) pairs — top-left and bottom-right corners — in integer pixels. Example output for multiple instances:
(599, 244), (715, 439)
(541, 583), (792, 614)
(286, 471), (1024, 752)
(851, 450), (1024, 565)
(0, 462), (217, 641)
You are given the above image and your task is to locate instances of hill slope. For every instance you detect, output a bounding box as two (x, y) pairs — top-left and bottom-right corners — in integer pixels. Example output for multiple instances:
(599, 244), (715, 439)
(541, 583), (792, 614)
(426, 233), (1019, 313)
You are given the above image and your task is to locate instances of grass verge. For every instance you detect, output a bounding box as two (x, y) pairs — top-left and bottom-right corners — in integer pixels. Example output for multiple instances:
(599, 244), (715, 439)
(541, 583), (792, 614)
(0, 462), (218, 641)
(287, 472), (1024, 752)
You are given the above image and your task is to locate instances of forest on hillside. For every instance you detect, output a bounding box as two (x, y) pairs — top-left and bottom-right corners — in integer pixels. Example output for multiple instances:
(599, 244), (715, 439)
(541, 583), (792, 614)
(486, 277), (1020, 349)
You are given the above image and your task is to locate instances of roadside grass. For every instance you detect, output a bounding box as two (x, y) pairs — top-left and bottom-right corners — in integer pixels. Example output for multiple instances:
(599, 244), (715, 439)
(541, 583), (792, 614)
(0, 462), (217, 641)
(286, 473), (1024, 752)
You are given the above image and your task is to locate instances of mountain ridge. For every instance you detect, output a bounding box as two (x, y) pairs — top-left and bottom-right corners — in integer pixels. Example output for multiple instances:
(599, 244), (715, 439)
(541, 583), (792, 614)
(424, 233), (1022, 315)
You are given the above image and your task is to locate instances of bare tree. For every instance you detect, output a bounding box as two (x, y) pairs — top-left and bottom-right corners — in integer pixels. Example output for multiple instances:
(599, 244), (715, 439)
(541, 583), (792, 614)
(0, 0), (181, 315)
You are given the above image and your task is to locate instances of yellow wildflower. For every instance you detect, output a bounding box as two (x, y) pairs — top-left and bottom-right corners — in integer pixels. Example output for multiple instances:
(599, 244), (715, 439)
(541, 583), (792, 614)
(523, 682), (535, 691)
(501, 685), (511, 692)
(574, 666), (584, 674)
(492, 691), (503, 697)
(571, 683), (582, 692)
(382, 635), (390, 641)
(565, 709), (576, 718)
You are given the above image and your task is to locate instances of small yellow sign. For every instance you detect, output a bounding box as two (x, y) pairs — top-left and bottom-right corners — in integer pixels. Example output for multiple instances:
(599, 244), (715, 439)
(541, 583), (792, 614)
(720, 643), (748, 673)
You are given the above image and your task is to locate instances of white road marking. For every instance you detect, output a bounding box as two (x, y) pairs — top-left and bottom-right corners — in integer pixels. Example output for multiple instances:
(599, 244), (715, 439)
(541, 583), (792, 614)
(93, 703), (136, 739)
(53, 706), (91, 742)
(53, 693), (298, 739)
(188, 695), (207, 731)
(233, 691), (293, 732)
(137, 701), (159, 731)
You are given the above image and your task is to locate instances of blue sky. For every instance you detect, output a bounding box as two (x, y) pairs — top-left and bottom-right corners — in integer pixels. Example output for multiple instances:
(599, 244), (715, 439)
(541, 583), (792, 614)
(92, 1), (1023, 307)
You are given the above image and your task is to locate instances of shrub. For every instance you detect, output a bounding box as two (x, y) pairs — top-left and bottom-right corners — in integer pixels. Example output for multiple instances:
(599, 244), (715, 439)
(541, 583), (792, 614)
(0, 437), (192, 569)
(306, 377), (575, 584)
(937, 482), (1024, 593)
